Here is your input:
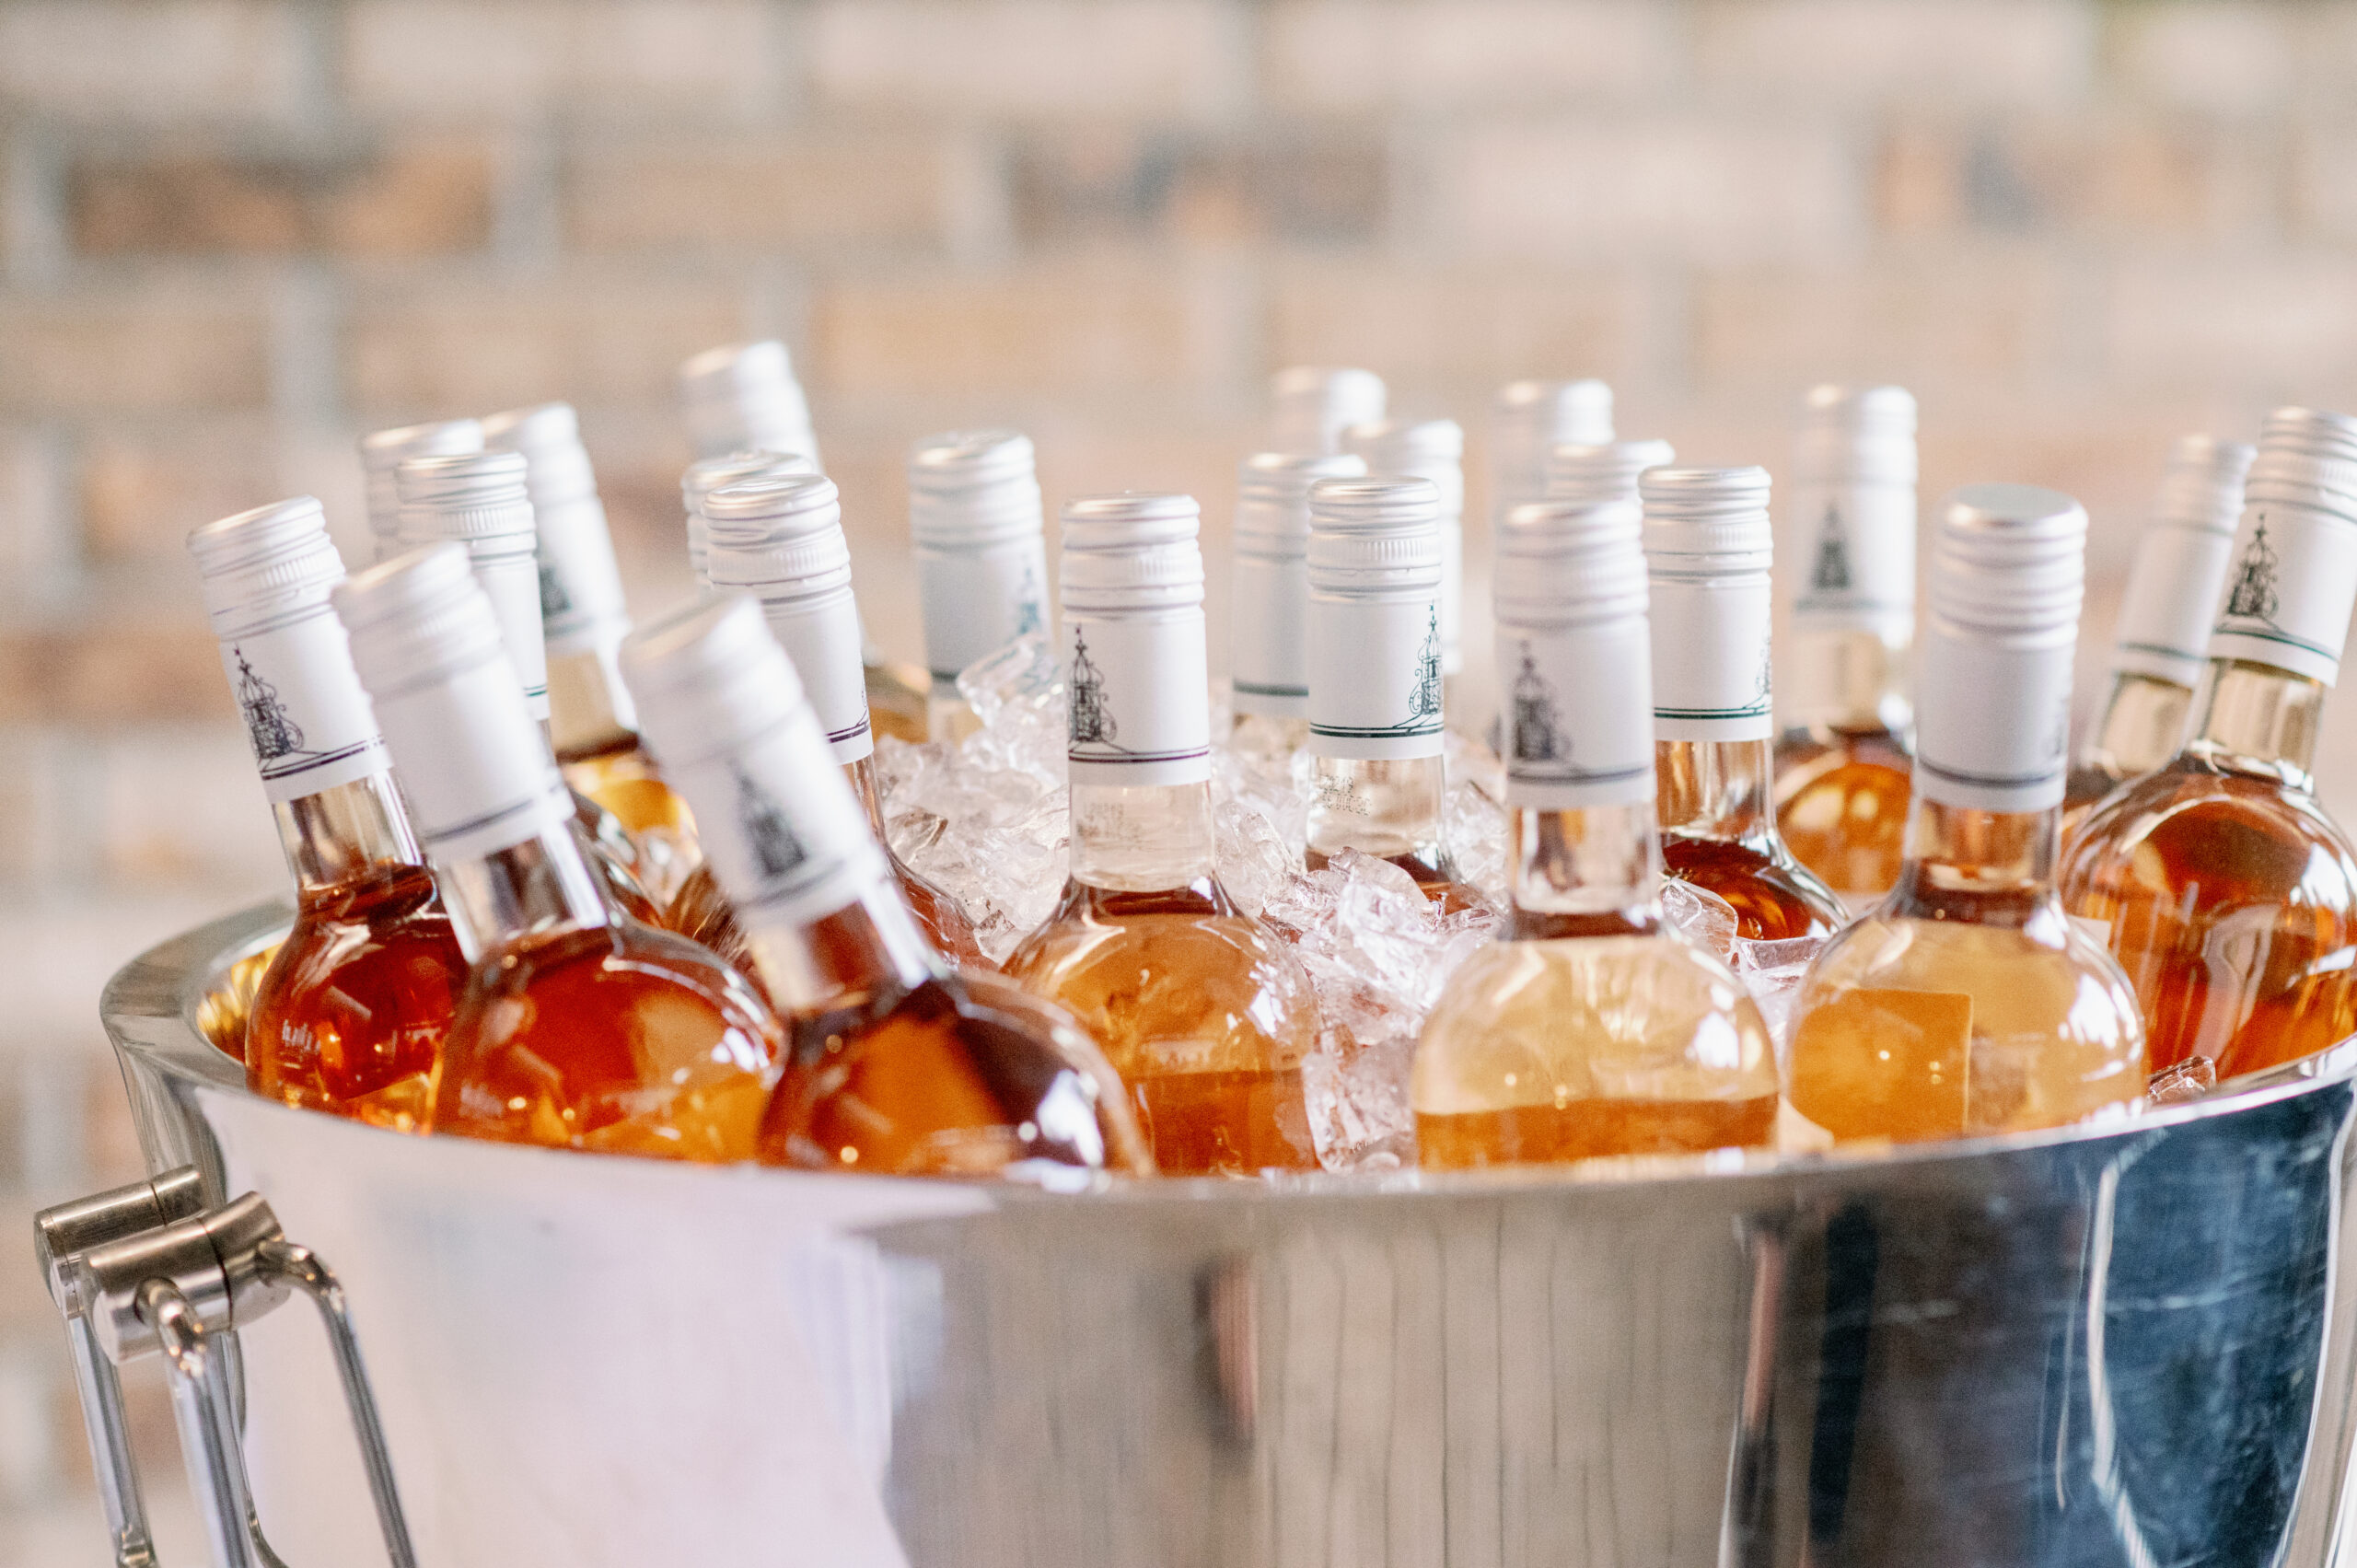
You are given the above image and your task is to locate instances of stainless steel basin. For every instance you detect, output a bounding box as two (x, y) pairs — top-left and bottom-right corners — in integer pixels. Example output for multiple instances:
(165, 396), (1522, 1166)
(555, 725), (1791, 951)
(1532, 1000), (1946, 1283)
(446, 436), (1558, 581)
(87, 900), (2357, 1568)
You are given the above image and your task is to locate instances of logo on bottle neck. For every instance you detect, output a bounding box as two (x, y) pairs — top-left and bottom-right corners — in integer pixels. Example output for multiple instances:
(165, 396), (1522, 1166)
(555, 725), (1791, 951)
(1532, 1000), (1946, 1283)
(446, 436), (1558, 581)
(732, 761), (809, 882)
(538, 560), (573, 620)
(233, 647), (306, 761)
(1408, 605), (1444, 725)
(1067, 628), (1118, 748)
(1809, 505), (1852, 593)
(2226, 517), (2281, 623)
(1509, 643), (1567, 764)
(1015, 563), (1043, 638)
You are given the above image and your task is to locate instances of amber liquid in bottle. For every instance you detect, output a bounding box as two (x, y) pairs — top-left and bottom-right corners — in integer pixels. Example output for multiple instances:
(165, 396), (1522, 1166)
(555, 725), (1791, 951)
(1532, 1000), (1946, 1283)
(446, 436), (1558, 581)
(1790, 802), (2147, 1144)
(865, 654), (933, 744)
(1414, 807), (1780, 1169)
(1006, 782), (1323, 1176)
(1305, 753), (1485, 913)
(1659, 738), (1843, 940)
(248, 773), (466, 1130)
(428, 825), (782, 1160)
(1771, 626), (1914, 903)
(2060, 661), (2357, 1077)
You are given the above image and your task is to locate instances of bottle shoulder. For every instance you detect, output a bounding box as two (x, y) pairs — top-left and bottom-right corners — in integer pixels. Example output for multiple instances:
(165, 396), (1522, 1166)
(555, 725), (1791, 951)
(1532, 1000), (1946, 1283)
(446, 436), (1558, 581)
(2061, 761), (2357, 912)
(468, 921), (779, 1046)
(1662, 834), (1845, 940)
(1800, 901), (2142, 1031)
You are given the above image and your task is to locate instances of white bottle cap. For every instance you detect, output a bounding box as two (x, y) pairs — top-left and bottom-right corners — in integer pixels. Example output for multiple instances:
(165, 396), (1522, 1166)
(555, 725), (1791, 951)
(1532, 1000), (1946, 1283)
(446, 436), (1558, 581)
(621, 594), (891, 925)
(2110, 435), (2255, 687)
(678, 339), (819, 464)
(482, 401), (632, 666)
(702, 472), (874, 763)
(1345, 418), (1467, 674)
(360, 418), (482, 561)
(1915, 483), (2085, 811)
(1305, 475), (1446, 760)
(1491, 379), (1615, 518)
(2211, 407), (2357, 686)
(393, 450), (549, 721)
(1269, 366), (1386, 456)
(1642, 466), (1775, 742)
(188, 497), (392, 804)
(1546, 438), (1675, 507)
(910, 430), (1051, 682)
(1060, 494), (1211, 786)
(334, 542), (571, 861)
(1231, 451), (1365, 717)
(1785, 385), (1919, 640)
(681, 449), (817, 584)
(1494, 498), (1655, 809)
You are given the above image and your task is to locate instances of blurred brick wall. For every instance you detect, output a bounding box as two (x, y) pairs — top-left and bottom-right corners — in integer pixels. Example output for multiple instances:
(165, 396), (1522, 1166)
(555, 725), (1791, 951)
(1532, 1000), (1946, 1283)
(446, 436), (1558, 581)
(6, 0), (2357, 1551)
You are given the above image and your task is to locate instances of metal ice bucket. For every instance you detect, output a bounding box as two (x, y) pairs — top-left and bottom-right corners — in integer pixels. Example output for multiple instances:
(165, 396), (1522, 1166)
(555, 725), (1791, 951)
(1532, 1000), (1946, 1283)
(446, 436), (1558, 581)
(69, 901), (2357, 1568)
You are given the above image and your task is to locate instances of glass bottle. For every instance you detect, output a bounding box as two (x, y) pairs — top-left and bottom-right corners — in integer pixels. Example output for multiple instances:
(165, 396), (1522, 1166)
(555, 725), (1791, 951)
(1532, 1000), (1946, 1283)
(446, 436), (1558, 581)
(1416, 494), (1777, 1168)
(681, 448), (815, 586)
(1268, 365), (1385, 457)
(485, 401), (700, 904)
(187, 497), (465, 1125)
(624, 592), (1150, 1178)
(2061, 434), (2254, 839)
(1004, 493), (1323, 1174)
(1789, 484), (2146, 1144)
(1641, 466), (1843, 941)
(359, 417), (480, 563)
(909, 430), (1051, 741)
(675, 472), (987, 972)
(1303, 475), (1482, 910)
(1490, 378), (1614, 526)
(1344, 418), (1468, 708)
(1770, 386), (1920, 907)
(1544, 436), (1673, 507)
(1229, 449), (1364, 770)
(392, 450), (664, 923)
(335, 543), (783, 1159)
(2060, 408), (2357, 1078)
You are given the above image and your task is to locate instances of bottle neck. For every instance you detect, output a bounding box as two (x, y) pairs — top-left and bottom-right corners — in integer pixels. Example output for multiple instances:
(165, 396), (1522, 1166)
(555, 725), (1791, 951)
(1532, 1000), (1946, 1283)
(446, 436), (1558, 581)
(1655, 738), (1777, 844)
(435, 820), (616, 964)
(2186, 658), (2326, 787)
(272, 771), (425, 896)
(2082, 670), (2193, 782)
(742, 882), (943, 1016)
(1306, 754), (1447, 864)
(1508, 803), (1663, 938)
(1781, 625), (1909, 735)
(1887, 798), (2058, 923)
(1068, 779), (1221, 892)
(547, 640), (639, 761)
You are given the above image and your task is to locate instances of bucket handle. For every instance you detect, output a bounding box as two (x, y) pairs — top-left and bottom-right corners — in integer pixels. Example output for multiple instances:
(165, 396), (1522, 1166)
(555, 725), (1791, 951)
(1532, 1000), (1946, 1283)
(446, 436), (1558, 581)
(35, 1170), (416, 1568)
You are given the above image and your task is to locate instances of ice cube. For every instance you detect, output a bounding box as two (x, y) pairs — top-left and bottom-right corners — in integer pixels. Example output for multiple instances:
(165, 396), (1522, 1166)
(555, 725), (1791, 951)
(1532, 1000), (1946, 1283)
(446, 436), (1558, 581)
(2148, 1055), (2217, 1106)
(1729, 934), (1825, 1071)
(1661, 877), (1740, 963)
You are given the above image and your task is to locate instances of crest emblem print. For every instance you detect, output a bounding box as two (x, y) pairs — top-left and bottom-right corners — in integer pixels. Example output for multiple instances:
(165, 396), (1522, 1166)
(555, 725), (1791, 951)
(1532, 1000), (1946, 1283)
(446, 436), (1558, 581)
(232, 648), (305, 761)
(1809, 504), (1852, 594)
(538, 561), (574, 620)
(1510, 644), (1567, 764)
(1067, 628), (1117, 747)
(731, 761), (808, 882)
(1014, 563), (1042, 638)
(1407, 605), (1444, 724)
(2225, 517), (2281, 623)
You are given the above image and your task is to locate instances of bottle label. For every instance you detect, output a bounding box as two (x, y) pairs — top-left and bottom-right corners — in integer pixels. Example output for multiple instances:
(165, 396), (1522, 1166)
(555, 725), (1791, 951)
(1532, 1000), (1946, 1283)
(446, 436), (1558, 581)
(1498, 620), (1655, 809)
(1065, 609), (1211, 785)
(916, 538), (1049, 682)
(535, 495), (633, 661)
(2209, 497), (2357, 685)
(1914, 625), (2074, 811)
(1648, 576), (1774, 741)
(669, 708), (891, 926)
(217, 606), (390, 805)
(760, 587), (875, 765)
(1230, 554), (1308, 718)
(476, 551), (552, 722)
(1306, 592), (1446, 761)
(2113, 520), (2235, 686)
(372, 658), (572, 861)
(1786, 479), (1914, 639)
